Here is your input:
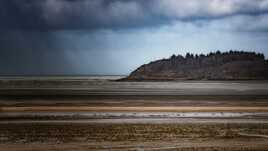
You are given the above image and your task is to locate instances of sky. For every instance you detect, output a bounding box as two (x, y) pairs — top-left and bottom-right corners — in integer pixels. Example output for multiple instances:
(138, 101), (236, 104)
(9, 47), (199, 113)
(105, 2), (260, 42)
(1, 0), (268, 75)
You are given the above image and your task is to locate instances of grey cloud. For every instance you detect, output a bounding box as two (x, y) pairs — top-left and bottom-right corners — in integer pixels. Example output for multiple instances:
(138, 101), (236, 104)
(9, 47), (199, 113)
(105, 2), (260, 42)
(205, 14), (268, 33)
(1, 0), (268, 30)
(153, 0), (268, 19)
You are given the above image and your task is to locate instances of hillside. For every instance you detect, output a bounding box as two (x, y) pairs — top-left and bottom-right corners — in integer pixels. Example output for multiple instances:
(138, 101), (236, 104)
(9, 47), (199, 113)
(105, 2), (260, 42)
(122, 51), (268, 81)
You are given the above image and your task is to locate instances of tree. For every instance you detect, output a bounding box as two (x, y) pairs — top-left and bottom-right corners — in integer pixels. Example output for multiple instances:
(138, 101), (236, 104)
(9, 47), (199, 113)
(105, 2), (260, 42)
(190, 54), (194, 59)
(186, 53), (191, 58)
(170, 54), (176, 59)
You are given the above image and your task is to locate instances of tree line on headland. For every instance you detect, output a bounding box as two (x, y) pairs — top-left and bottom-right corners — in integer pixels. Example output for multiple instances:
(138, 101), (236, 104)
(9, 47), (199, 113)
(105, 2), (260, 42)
(121, 50), (268, 81)
(174, 50), (264, 60)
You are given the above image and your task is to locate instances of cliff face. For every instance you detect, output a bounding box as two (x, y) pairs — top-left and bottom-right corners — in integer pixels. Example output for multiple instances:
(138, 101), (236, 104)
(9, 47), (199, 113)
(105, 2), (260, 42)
(124, 51), (268, 81)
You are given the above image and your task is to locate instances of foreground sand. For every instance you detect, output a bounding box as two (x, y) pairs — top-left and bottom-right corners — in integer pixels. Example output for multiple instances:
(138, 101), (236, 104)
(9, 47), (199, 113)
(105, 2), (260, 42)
(1, 98), (268, 150)
(1, 139), (268, 151)
(1, 79), (268, 150)
(1, 104), (268, 150)
(1, 122), (268, 151)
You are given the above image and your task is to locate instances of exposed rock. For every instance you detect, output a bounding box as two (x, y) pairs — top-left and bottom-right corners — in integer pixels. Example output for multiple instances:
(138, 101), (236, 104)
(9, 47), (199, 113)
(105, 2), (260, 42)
(122, 51), (268, 81)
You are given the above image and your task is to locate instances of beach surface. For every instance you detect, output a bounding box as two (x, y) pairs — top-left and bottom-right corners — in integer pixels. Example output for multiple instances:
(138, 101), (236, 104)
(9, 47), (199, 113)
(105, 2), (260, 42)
(0, 76), (268, 150)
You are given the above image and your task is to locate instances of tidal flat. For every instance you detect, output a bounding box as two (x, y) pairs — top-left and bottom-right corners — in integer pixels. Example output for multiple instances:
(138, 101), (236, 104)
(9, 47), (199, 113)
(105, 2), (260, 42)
(0, 76), (268, 150)
(1, 123), (268, 151)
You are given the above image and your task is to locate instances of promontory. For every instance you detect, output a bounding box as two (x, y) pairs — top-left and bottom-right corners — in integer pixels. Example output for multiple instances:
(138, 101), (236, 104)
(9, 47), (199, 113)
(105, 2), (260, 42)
(121, 51), (268, 81)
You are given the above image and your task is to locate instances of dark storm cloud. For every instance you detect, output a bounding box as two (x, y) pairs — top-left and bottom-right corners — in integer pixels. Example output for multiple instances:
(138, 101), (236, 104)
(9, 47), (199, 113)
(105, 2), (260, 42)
(1, 0), (268, 30)
(0, 0), (153, 30)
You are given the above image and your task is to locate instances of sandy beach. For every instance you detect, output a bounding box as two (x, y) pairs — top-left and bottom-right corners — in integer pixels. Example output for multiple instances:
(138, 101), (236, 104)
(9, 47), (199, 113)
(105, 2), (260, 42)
(0, 77), (268, 150)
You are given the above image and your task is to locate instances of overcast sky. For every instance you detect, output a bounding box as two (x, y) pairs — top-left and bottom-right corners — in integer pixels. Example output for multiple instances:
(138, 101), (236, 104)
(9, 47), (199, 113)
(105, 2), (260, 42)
(1, 0), (268, 75)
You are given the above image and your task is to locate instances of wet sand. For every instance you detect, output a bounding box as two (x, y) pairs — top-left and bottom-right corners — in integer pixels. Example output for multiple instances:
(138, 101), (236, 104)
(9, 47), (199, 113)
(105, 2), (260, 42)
(0, 77), (268, 150)
(2, 106), (268, 112)
(1, 122), (268, 151)
(1, 139), (268, 151)
(0, 77), (268, 95)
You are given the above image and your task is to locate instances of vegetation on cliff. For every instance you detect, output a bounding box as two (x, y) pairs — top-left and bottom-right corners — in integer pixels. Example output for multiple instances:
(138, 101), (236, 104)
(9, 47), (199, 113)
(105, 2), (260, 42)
(123, 51), (268, 81)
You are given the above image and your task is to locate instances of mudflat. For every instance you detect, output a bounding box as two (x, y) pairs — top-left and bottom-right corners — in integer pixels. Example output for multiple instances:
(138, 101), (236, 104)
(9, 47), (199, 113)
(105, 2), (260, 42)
(0, 77), (268, 150)
(0, 77), (268, 96)
(1, 123), (268, 151)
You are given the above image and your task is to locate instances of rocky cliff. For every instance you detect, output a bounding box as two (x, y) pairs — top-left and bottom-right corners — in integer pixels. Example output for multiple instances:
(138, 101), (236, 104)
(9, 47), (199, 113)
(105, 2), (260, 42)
(122, 51), (268, 81)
